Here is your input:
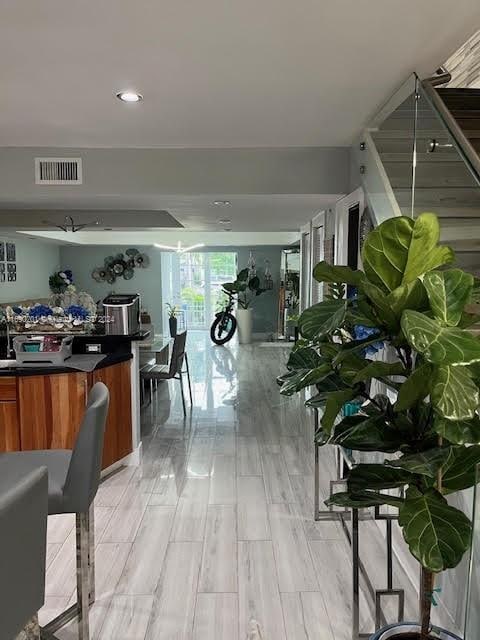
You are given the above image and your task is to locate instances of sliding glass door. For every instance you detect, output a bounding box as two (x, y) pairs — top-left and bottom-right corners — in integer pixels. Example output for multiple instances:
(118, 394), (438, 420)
(163, 252), (237, 330)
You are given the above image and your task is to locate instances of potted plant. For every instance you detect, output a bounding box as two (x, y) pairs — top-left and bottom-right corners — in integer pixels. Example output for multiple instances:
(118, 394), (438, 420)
(165, 303), (179, 337)
(279, 213), (480, 640)
(222, 268), (267, 344)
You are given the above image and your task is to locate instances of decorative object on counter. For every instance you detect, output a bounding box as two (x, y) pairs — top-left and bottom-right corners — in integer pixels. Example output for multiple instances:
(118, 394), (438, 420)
(263, 259), (273, 290)
(166, 303), (179, 337)
(278, 212), (480, 640)
(222, 266), (269, 344)
(5, 302), (93, 333)
(49, 269), (75, 294)
(91, 248), (149, 284)
(51, 290), (96, 317)
(13, 335), (73, 365)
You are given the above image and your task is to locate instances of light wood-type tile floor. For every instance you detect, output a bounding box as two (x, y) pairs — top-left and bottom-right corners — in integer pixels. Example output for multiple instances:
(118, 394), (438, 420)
(40, 333), (415, 639)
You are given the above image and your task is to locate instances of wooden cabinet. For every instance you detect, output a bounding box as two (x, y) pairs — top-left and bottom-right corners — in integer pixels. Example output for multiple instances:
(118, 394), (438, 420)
(0, 402), (20, 452)
(0, 377), (20, 452)
(2, 359), (133, 469)
(18, 372), (88, 450)
(92, 360), (132, 469)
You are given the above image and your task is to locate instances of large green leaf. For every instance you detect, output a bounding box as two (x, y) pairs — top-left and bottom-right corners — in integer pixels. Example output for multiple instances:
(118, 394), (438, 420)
(362, 216), (415, 292)
(312, 261), (365, 287)
(401, 310), (480, 365)
(331, 414), (404, 453)
(386, 279), (429, 317)
(362, 281), (399, 330)
(435, 416), (480, 445)
(326, 490), (404, 509)
(348, 464), (414, 492)
(298, 299), (347, 340)
(321, 389), (358, 434)
(402, 213), (455, 285)
(334, 334), (387, 364)
(351, 360), (406, 384)
(389, 447), (455, 477)
(279, 364), (332, 396)
(362, 214), (454, 294)
(431, 365), (479, 420)
(338, 353), (368, 384)
(287, 347), (323, 370)
(399, 487), (471, 572)
(424, 269), (474, 327)
(394, 363), (432, 412)
(441, 445), (480, 493)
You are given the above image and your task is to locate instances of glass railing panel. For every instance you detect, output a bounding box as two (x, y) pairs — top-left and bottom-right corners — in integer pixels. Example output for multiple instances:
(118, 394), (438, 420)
(413, 80), (480, 247)
(352, 74), (417, 225)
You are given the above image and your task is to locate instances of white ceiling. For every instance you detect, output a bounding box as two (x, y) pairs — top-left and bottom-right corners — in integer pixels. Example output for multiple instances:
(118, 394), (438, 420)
(1, 1), (479, 148)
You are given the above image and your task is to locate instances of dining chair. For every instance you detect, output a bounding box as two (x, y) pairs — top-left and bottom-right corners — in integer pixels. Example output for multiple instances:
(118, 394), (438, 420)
(141, 331), (193, 416)
(0, 382), (110, 640)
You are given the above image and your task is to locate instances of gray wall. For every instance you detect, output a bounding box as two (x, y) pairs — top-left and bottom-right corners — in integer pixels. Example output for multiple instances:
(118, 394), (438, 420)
(236, 246), (282, 335)
(59, 245), (163, 332)
(0, 235), (59, 303)
(0, 147), (350, 200)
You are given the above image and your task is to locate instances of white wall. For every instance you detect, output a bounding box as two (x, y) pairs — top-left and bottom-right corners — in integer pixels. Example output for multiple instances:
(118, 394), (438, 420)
(0, 235), (60, 303)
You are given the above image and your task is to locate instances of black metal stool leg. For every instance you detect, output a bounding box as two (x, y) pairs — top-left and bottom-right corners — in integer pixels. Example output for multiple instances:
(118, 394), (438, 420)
(185, 353), (193, 406)
(178, 374), (187, 417)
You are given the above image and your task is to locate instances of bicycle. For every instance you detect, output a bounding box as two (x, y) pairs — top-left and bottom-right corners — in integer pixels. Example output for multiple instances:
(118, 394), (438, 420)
(210, 290), (237, 345)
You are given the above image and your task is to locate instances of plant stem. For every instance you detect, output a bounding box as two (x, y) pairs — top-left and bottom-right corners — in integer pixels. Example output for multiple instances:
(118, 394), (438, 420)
(420, 567), (435, 639)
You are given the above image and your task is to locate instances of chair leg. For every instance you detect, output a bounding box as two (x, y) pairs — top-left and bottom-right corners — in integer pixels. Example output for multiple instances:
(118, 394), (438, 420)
(185, 353), (193, 406)
(76, 512), (91, 640)
(178, 374), (187, 417)
(88, 504), (95, 605)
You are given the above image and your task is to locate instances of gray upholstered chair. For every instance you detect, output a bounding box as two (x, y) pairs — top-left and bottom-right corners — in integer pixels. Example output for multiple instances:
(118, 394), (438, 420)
(0, 466), (48, 640)
(141, 331), (193, 416)
(0, 382), (109, 640)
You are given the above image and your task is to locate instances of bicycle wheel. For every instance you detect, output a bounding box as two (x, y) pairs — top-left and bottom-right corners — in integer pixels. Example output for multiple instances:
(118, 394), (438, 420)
(210, 312), (237, 345)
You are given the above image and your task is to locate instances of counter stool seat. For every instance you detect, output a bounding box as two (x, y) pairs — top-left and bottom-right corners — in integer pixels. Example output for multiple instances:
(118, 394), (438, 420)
(0, 382), (109, 640)
(0, 451), (71, 515)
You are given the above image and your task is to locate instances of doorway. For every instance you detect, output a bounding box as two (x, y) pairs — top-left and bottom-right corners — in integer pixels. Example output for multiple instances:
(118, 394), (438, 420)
(162, 252), (237, 330)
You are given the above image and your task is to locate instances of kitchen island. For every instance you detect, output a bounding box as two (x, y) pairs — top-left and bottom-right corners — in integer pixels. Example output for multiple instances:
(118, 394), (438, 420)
(0, 332), (149, 470)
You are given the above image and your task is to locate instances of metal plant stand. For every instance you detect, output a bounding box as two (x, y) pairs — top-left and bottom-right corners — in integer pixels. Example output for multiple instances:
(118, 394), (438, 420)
(312, 408), (405, 640)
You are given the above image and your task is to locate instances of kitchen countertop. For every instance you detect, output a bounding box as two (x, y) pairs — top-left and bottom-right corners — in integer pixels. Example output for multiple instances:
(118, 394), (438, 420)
(0, 351), (133, 377)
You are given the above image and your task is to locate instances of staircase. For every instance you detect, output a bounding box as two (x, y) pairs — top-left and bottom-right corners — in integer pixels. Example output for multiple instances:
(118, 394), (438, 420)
(357, 76), (480, 273)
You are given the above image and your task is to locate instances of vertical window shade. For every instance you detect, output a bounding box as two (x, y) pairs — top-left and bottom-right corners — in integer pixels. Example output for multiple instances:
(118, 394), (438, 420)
(300, 233), (311, 311)
(311, 225), (325, 304)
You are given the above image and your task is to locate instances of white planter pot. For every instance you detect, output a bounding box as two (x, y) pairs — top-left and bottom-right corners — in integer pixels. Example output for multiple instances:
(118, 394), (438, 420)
(370, 623), (461, 640)
(236, 308), (253, 344)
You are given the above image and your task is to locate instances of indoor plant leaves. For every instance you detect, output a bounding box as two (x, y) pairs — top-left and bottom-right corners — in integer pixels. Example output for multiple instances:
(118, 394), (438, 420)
(399, 487), (472, 572)
(298, 299), (347, 340)
(394, 363), (432, 412)
(435, 415), (480, 445)
(312, 261), (365, 287)
(424, 269), (474, 327)
(401, 310), (480, 366)
(347, 463), (414, 492)
(431, 364), (479, 420)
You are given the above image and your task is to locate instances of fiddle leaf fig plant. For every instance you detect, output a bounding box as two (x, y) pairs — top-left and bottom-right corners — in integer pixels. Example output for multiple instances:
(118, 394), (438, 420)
(222, 267), (267, 309)
(278, 212), (480, 639)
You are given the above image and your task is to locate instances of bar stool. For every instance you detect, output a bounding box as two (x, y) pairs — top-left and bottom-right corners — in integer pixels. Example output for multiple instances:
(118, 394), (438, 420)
(0, 382), (110, 640)
(141, 331), (193, 416)
(0, 466), (48, 640)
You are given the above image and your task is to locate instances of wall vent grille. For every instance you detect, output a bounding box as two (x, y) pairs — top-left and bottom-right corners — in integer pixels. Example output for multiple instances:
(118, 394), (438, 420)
(35, 158), (83, 185)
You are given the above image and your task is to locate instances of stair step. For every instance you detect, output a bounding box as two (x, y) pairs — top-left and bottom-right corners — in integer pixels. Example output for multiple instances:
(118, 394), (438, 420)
(394, 187), (480, 208)
(384, 160), (476, 188)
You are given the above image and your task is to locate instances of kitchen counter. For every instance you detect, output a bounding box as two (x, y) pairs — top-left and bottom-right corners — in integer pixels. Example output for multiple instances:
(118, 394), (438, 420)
(0, 331), (149, 471)
(0, 352), (132, 377)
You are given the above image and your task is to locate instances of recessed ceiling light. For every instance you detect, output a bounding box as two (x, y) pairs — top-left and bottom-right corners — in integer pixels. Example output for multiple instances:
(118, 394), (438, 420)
(116, 91), (143, 103)
(212, 200), (231, 206)
(218, 218), (231, 224)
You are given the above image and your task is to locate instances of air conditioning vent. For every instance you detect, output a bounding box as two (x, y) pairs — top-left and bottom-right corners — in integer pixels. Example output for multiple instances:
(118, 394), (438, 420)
(35, 158), (83, 185)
